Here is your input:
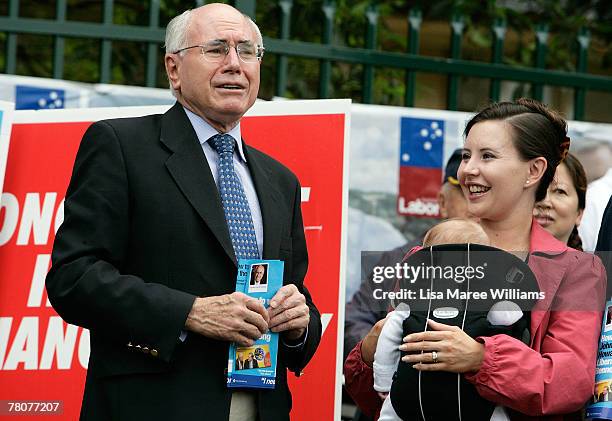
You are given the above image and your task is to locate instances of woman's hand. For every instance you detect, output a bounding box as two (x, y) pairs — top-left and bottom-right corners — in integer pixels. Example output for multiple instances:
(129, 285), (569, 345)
(360, 318), (387, 367)
(399, 319), (485, 373)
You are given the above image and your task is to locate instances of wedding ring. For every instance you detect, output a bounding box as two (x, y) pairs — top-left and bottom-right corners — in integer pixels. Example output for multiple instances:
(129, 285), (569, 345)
(431, 351), (439, 363)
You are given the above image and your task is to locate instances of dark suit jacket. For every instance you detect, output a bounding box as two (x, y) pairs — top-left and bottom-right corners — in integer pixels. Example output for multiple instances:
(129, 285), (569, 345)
(596, 195), (612, 297)
(245, 359), (260, 369)
(235, 358), (244, 370)
(46, 103), (322, 421)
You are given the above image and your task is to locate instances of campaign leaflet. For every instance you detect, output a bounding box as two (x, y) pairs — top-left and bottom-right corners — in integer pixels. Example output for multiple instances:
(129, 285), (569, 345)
(227, 259), (284, 389)
(587, 300), (612, 420)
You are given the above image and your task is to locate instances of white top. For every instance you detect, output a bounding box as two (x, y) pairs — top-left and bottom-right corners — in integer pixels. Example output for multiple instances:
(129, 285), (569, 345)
(579, 169), (612, 252)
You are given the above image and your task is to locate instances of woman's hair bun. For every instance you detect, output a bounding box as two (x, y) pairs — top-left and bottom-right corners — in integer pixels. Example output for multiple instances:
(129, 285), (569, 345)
(515, 98), (568, 161)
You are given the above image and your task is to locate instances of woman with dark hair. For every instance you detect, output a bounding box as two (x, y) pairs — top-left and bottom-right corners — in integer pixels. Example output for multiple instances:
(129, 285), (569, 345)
(344, 98), (606, 420)
(534, 153), (587, 250)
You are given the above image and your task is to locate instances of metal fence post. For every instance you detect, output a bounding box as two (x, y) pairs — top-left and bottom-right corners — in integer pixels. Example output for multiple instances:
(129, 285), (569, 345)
(490, 17), (506, 102)
(100, 0), (114, 83)
(362, 3), (378, 104)
(319, 0), (335, 99)
(447, 13), (463, 110)
(0, 1), (609, 116)
(404, 8), (421, 107)
(53, 0), (67, 79)
(574, 27), (590, 121)
(146, 0), (161, 88)
(275, 0), (292, 97)
(532, 23), (548, 101)
(5, 0), (19, 74)
(234, 0), (256, 19)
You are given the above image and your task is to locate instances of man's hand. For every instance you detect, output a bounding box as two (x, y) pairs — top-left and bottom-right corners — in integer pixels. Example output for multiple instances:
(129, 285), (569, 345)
(185, 292), (269, 346)
(268, 284), (310, 341)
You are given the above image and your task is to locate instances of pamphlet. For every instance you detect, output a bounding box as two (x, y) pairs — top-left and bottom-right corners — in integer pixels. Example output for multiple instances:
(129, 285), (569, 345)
(227, 259), (284, 389)
(587, 299), (612, 419)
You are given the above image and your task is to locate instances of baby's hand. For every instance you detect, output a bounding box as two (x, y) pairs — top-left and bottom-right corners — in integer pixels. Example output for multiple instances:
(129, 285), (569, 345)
(361, 318), (387, 366)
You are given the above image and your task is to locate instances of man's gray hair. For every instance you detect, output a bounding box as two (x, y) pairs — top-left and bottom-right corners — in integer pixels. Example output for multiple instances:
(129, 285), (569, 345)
(247, 15), (264, 46)
(165, 9), (192, 54)
(164, 8), (264, 55)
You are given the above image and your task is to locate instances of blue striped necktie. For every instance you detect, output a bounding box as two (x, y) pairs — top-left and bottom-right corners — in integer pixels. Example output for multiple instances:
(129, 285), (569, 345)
(209, 134), (260, 260)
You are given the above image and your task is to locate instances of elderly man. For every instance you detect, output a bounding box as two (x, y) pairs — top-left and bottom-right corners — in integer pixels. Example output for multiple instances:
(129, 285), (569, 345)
(46, 3), (321, 421)
(251, 264), (266, 285)
(344, 149), (469, 359)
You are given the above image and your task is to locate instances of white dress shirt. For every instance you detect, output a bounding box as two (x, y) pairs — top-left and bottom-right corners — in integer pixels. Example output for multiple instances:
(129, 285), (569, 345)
(579, 169), (612, 252)
(184, 107), (264, 258)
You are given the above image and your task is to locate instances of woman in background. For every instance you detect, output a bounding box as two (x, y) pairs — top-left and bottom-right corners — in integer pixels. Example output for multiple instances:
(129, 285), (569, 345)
(534, 152), (586, 250)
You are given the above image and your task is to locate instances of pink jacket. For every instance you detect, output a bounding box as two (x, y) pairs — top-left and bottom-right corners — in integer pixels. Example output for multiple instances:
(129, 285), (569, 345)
(344, 220), (607, 420)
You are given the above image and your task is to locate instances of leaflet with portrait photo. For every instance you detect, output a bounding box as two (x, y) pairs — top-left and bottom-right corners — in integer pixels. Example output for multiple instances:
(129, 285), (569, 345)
(587, 300), (612, 419)
(227, 259), (284, 389)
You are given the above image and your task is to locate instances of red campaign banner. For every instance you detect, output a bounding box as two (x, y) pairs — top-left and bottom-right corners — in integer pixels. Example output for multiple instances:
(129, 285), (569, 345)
(0, 120), (90, 420)
(0, 101), (349, 420)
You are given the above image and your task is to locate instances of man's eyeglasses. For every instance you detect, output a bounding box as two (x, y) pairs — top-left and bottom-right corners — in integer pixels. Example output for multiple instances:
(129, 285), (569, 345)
(173, 40), (265, 63)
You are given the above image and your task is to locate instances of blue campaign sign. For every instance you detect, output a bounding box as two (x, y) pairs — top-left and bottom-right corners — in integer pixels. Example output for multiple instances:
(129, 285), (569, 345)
(586, 300), (612, 420)
(15, 85), (66, 110)
(399, 117), (445, 169)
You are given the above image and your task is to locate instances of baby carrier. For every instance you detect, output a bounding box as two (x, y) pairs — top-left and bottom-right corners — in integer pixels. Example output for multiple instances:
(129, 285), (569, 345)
(389, 244), (539, 421)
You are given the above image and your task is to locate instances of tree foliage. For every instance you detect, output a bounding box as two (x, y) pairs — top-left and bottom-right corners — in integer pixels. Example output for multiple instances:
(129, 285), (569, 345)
(1, 0), (609, 109)
(254, 0), (610, 104)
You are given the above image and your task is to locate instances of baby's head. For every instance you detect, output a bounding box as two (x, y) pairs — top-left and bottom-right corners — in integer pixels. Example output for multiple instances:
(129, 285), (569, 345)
(423, 218), (489, 247)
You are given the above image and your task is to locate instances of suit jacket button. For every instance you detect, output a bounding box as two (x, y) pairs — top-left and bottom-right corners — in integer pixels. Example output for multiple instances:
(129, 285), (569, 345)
(150, 349), (159, 357)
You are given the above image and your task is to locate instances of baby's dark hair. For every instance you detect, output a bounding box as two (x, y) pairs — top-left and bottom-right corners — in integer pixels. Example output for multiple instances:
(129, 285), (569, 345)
(465, 98), (568, 202)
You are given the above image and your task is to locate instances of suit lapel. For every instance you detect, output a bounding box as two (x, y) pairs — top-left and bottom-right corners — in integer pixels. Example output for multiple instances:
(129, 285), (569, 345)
(160, 103), (236, 264)
(244, 143), (283, 260)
